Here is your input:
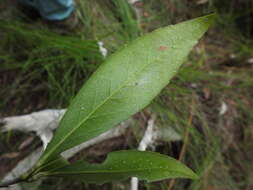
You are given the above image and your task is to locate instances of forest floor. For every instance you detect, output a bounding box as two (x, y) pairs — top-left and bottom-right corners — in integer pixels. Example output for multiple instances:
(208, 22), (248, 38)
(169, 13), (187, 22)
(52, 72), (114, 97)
(0, 0), (253, 190)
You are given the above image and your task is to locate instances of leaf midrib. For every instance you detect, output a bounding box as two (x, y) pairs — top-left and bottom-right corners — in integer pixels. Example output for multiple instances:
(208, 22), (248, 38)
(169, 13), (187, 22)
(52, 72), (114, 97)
(41, 49), (157, 164)
(46, 168), (192, 177)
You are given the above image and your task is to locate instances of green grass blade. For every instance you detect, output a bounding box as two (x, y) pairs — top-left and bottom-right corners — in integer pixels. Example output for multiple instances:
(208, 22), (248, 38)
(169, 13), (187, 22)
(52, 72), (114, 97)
(44, 151), (198, 184)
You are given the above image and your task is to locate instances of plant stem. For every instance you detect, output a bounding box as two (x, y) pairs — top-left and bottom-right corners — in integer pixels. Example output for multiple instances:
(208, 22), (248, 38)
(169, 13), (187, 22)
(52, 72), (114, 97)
(0, 178), (25, 188)
(167, 95), (195, 190)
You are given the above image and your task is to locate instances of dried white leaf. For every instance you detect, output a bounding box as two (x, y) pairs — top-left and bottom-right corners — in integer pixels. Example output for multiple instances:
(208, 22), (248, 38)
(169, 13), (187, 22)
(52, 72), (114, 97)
(219, 102), (228, 115)
(1, 109), (66, 149)
(247, 57), (253, 64)
(98, 41), (108, 57)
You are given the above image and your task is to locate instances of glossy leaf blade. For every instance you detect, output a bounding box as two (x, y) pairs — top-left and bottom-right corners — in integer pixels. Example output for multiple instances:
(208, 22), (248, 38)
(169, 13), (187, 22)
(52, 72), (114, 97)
(44, 150), (198, 184)
(38, 14), (215, 165)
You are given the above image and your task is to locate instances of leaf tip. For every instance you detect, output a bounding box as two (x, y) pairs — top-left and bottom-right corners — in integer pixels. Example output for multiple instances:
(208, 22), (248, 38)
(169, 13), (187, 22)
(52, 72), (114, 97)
(188, 171), (199, 180)
(200, 13), (217, 27)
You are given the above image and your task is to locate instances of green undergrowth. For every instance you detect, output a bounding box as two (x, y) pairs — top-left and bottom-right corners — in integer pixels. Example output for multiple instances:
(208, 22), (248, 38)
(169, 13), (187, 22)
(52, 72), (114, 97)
(0, 0), (253, 189)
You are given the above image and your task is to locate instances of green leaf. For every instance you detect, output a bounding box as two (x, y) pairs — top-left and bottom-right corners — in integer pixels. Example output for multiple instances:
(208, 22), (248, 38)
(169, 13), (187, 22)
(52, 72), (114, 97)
(37, 14), (215, 167)
(43, 150), (198, 184)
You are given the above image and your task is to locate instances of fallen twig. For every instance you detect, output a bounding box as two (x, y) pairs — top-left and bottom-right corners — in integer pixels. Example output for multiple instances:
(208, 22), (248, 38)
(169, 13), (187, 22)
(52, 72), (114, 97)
(0, 110), (133, 190)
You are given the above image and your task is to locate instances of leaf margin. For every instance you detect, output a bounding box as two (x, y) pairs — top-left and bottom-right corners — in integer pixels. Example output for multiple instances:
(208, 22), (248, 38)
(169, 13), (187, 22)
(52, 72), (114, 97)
(42, 150), (199, 184)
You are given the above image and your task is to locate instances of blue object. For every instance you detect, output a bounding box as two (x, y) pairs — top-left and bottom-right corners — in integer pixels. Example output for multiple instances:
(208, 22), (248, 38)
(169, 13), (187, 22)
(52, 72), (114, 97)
(18, 0), (74, 21)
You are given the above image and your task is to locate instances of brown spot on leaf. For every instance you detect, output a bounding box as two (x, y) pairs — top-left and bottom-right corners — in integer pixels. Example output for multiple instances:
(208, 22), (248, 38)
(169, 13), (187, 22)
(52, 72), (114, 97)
(159, 45), (168, 51)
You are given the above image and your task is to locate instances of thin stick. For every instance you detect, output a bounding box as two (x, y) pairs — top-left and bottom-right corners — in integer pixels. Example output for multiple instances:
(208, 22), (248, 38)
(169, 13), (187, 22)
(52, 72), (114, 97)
(167, 96), (195, 190)
(0, 177), (25, 188)
(131, 114), (156, 190)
